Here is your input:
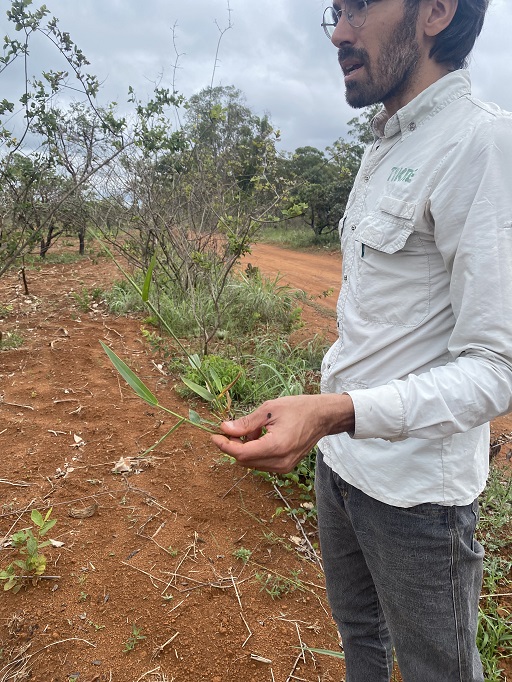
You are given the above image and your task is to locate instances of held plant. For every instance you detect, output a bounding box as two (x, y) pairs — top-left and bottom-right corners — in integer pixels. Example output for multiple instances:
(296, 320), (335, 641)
(97, 248), (238, 446)
(0, 508), (57, 593)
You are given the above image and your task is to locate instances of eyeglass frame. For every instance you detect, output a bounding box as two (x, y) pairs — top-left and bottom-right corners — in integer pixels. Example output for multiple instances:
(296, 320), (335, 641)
(321, 2), (370, 37)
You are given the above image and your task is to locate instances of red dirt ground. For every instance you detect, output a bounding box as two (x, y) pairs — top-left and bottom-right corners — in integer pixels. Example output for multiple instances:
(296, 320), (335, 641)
(0, 242), (510, 682)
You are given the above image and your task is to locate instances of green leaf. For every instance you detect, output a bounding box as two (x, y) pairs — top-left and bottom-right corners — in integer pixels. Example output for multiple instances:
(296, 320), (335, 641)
(26, 536), (37, 557)
(181, 377), (215, 403)
(31, 509), (44, 528)
(100, 341), (158, 406)
(141, 419), (185, 455)
(208, 366), (223, 394)
(188, 353), (202, 370)
(188, 410), (202, 425)
(141, 255), (156, 302)
(39, 518), (57, 536)
(304, 647), (345, 660)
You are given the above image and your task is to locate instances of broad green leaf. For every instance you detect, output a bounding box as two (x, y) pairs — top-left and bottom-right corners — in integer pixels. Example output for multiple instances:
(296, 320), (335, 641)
(188, 410), (202, 425)
(142, 255), (156, 302)
(31, 509), (44, 528)
(188, 353), (202, 370)
(209, 366), (223, 394)
(100, 341), (158, 406)
(39, 518), (57, 536)
(26, 536), (37, 557)
(181, 377), (215, 403)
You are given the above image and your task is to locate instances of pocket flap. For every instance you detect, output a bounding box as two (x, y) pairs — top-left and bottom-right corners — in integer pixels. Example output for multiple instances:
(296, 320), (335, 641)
(379, 195), (416, 220)
(358, 220), (413, 254)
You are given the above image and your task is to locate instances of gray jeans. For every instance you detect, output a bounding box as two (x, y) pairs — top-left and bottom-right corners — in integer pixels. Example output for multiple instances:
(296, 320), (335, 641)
(315, 450), (484, 682)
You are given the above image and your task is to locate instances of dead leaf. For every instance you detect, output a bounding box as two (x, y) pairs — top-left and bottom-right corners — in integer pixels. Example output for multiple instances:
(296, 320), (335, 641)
(49, 539), (65, 548)
(112, 456), (134, 474)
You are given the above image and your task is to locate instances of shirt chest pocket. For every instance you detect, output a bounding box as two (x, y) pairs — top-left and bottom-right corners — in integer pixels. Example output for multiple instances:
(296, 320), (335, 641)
(354, 196), (430, 327)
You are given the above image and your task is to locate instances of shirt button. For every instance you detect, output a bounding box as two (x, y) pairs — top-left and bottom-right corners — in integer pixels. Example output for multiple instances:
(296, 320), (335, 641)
(351, 225), (356, 231)
(364, 176), (370, 182)
(408, 122), (416, 131)
(343, 275), (348, 281)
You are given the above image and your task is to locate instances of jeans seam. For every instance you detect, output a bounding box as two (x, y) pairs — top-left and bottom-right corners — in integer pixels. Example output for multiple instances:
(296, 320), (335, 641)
(449, 508), (467, 682)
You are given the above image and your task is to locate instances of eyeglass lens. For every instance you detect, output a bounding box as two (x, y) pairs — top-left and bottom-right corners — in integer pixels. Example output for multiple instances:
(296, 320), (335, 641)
(322, 1), (368, 36)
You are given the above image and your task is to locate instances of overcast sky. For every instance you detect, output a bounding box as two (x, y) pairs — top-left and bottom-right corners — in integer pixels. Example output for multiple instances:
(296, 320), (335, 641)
(3, 0), (512, 153)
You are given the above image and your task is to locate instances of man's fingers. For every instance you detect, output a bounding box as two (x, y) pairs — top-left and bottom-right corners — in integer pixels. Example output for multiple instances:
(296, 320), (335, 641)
(220, 406), (273, 440)
(211, 432), (271, 459)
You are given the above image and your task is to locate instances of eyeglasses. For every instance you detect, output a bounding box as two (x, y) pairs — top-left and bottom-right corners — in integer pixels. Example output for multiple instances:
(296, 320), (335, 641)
(321, 2), (370, 37)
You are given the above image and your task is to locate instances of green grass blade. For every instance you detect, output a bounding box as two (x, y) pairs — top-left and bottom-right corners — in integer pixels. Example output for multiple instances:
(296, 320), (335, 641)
(141, 419), (185, 455)
(181, 377), (216, 403)
(303, 647), (345, 660)
(100, 341), (158, 406)
(142, 255), (156, 302)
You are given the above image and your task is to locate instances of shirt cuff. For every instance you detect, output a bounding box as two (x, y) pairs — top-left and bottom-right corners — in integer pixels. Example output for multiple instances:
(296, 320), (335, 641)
(347, 385), (406, 441)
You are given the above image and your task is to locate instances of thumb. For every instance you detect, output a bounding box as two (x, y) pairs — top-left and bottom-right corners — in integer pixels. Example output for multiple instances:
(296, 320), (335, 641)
(221, 406), (272, 439)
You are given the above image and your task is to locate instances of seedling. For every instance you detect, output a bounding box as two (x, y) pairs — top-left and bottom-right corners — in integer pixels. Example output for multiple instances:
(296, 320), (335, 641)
(124, 624), (146, 652)
(0, 508), (57, 593)
(232, 547), (252, 564)
(254, 570), (303, 599)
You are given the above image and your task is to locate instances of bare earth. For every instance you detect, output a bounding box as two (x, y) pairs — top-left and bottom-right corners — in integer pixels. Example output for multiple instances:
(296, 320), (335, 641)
(0, 243), (510, 682)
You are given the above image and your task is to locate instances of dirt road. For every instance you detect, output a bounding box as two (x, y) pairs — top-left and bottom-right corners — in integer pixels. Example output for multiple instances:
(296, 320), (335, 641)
(243, 243), (342, 343)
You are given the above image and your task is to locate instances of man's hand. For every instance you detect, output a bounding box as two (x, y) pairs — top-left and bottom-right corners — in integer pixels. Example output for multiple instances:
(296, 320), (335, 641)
(211, 393), (355, 474)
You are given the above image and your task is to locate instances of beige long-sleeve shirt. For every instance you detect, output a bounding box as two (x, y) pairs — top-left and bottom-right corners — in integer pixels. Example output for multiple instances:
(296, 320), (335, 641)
(319, 70), (512, 507)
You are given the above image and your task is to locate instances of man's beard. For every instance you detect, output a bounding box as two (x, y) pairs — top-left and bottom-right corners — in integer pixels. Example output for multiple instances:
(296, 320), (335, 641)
(340, 6), (421, 109)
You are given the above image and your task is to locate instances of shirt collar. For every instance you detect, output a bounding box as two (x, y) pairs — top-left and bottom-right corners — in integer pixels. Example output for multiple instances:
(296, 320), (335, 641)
(372, 70), (472, 140)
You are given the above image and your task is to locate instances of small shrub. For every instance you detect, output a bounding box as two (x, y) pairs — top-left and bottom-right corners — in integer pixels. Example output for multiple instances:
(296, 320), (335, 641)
(0, 509), (57, 593)
(0, 330), (23, 350)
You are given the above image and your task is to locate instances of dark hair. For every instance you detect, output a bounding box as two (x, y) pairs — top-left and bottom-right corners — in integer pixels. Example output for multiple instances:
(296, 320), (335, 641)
(406, 0), (489, 69)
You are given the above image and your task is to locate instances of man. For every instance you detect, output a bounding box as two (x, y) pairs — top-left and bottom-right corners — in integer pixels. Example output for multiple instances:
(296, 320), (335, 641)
(212, 0), (512, 679)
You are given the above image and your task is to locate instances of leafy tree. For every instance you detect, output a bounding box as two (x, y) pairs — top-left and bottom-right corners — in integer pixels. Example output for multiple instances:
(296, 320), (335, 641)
(283, 105), (381, 237)
(284, 146), (343, 236)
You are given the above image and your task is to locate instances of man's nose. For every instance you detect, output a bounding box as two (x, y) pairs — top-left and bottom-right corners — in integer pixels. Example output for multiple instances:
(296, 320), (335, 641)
(330, 13), (358, 47)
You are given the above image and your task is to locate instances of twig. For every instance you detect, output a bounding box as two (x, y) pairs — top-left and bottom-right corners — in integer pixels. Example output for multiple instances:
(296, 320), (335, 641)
(0, 637), (95, 678)
(285, 652), (304, 682)
(103, 323), (123, 338)
(0, 479), (31, 487)
(1, 400), (34, 410)
(13, 575), (61, 580)
(272, 484), (323, 571)
(121, 561), (167, 586)
(230, 569), (243, 611)
(152, 632), (179, 660)
(221, 470), (251, 499)
(135, 666), (162, 681)
(480, 592), (512, 599)
(240, 612), (252, 648)
(295, 623), (306, 663)
(151, 360), (167, 376)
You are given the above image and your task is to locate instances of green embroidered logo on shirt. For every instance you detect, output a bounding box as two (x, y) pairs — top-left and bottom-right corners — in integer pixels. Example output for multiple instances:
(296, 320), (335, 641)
(388, 167), (417, 183)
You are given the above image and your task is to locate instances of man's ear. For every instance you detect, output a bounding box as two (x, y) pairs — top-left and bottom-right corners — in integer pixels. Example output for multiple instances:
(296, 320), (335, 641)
(422, 0), (458, 37)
